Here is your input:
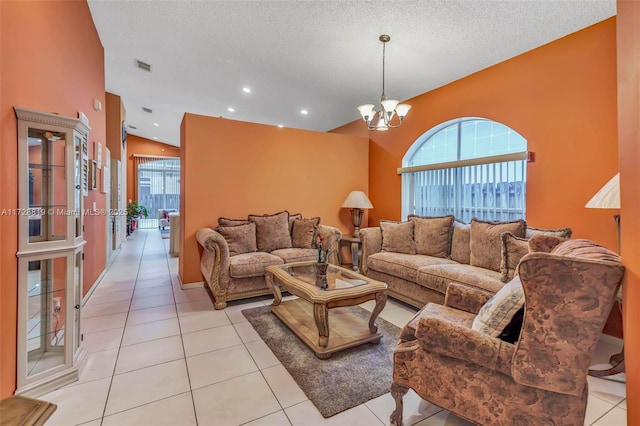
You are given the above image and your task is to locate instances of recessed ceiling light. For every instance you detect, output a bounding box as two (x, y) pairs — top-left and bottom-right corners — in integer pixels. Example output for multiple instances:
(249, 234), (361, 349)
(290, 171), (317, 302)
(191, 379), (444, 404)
(152, 136), (158, 140)
(153, 123), (159, 127)
(300, 109), (308, 115)
(277, 124), (284, 128)
(227, 107), (235, 112)
(242, 87), (251, 93)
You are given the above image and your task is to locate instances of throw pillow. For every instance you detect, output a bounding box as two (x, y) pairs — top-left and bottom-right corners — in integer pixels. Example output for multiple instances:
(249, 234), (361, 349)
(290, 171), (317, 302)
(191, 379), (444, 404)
(472, 275), (525, 337)
(288, 213), (303, 235)
(470, 219), (526, 272)
(215, 222), (257, 257)
(450, 220), (471, 264)
(291, 217), (321, 248)
(408, 215), (454, 258)
(525, 226), (572, 239)
(248, 211), (293, 252)
(500, 232), (530, 283)
(380, 220), (416, 255)
(528, 234), (567, 253)
(218, 217), (250, 226)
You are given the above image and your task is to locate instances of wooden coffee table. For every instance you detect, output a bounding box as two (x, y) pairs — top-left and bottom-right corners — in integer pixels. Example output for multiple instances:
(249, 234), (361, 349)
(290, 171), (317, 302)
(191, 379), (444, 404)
(265, 261), (387, 359)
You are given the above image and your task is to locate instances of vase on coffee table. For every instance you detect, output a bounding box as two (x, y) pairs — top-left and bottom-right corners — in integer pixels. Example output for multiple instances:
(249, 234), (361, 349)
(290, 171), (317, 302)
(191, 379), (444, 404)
(314, 262), (329, 289)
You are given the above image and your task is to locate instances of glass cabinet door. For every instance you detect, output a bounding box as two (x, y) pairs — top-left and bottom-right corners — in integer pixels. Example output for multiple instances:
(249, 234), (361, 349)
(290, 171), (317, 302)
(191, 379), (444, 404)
(25, 256), (68, 378)
(27, 128), (67, 243)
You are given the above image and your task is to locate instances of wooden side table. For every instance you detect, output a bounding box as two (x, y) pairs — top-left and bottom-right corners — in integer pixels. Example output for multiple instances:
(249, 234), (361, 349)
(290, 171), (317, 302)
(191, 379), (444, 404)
(340, 234), (362, 272)
(589, 289), (624, 377)
(0, 395), (57, 426)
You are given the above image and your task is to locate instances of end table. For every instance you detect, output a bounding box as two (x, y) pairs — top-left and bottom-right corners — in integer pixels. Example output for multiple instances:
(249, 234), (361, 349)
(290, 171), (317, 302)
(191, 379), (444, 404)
(340, 234), (362, 272)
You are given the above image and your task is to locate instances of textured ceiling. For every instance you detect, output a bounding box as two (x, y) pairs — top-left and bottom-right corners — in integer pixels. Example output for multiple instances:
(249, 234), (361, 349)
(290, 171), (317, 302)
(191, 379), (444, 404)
(88, 0), (615, 147)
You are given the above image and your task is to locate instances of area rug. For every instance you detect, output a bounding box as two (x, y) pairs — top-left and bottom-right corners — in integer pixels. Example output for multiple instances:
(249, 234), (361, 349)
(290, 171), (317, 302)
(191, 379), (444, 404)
(242, 305), (401, 418)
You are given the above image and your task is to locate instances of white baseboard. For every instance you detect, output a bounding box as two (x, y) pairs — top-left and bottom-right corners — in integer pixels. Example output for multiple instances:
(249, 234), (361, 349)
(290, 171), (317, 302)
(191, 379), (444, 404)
(177, 274), (205, 290)
(83, 268), (108, 305)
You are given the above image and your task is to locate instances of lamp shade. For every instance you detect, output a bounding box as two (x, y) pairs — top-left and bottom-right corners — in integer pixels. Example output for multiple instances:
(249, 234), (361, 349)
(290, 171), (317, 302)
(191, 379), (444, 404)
(585, 173), (620, 209)
(342, 191), (373, 209)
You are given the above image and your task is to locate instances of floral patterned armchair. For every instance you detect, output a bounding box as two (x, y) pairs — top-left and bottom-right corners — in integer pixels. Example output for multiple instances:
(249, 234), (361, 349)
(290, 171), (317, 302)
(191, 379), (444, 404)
(390, 239), (624, 426)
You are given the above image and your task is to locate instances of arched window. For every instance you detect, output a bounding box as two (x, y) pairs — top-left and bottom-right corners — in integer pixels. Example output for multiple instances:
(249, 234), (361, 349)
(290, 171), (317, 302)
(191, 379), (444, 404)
(400, 118), (527, 223)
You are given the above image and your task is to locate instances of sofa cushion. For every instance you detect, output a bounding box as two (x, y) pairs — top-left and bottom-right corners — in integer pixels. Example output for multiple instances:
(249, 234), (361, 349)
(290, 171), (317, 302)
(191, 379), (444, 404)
(416, 263), (504, 294)
(400, 303), (475, 342)
(526, 226), (572, 239)
(408, 215), (454, 258)
(249, 211), (293, 252)
(470, 219), (526, 272)
(229, 252), (284, 278)
(215, 222), (257, 257)
(472, 275), (524, 337)
(500, 232), (530, 283)
(271, 248), (317, 263)
(450, 220), (471, 264)
(218, 217), (250, 226)
(528, 234), (567, 253)
(291, 217), (320, 248)
(367, 252), (456, 284)
(380, 220), (416, 255)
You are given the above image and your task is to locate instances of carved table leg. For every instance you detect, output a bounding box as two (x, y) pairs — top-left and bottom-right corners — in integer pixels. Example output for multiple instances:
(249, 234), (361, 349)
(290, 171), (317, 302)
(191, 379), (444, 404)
(264, 272), (282, 306)
(313, 303), (329, 348)
(369, 291), (387, 334)
(390, 382), (409, 426)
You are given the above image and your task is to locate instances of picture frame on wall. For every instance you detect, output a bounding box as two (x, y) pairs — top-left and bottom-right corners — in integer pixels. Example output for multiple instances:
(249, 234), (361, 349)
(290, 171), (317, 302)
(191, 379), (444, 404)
(90, 160), (97, 190)
(102, 165), (110, 194)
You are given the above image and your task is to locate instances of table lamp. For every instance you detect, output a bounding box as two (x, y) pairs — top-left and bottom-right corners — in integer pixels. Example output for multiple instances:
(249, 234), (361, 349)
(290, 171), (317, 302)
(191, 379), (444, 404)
(585, 172), (624, 377)
(585, 173), (620, 251)
(342, 191), (373, 235)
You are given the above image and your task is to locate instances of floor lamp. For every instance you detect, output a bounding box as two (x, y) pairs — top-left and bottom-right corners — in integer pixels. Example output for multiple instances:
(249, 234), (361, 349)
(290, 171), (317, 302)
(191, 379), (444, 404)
(585, 173), (624, 377)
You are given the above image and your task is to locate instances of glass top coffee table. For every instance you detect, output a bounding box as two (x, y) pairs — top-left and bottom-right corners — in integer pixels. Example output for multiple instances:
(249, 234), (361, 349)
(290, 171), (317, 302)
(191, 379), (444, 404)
(264, 261), (387, 359)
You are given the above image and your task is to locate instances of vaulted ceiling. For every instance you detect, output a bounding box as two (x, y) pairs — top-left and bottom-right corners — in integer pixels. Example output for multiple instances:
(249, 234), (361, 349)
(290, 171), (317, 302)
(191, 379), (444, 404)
(88, 1), (615, 146)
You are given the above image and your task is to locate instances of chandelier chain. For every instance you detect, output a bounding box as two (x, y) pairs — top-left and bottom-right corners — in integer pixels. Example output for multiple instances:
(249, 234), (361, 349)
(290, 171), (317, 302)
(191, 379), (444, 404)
(381, 40), (386, 101)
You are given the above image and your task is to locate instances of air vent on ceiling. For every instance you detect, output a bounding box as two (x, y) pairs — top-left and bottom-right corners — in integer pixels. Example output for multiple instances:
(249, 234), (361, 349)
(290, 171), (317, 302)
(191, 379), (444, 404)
(136, 60), (152, 72)
(142, 107), (153, 114)
(128, 125), (138, 130)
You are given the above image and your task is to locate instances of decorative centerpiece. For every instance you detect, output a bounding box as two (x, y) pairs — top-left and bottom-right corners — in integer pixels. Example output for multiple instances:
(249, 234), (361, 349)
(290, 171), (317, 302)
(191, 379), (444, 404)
(312, 226), (332, 289)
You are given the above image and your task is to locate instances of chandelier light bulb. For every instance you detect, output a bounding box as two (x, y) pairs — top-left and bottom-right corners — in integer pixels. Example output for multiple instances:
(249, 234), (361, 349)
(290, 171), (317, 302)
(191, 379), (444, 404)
(357, 35), (410, 131)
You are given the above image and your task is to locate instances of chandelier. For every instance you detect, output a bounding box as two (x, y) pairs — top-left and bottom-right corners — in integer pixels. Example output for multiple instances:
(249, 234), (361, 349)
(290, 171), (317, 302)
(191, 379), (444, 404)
(357, 35), (411, 131)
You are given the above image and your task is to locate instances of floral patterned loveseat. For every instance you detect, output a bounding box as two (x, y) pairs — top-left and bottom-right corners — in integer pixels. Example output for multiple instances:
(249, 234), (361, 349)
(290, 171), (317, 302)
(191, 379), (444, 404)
(196, 211), (341, 309)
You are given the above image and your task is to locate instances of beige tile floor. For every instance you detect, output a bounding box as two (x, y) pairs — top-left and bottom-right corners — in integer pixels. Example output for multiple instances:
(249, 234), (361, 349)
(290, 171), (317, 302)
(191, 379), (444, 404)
(40, 229), (627, 425)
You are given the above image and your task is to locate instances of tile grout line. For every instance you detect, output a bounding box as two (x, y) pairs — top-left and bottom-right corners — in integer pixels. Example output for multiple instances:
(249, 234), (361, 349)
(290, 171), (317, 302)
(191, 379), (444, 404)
(161, 230), (199, 426)
(97, 230), (148, 424)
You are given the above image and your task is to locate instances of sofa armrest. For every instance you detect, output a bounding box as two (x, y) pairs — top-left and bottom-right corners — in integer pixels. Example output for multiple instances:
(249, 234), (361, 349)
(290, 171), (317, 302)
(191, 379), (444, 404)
(359, 227), (382, 275)
(444, 283), (495, 314)
(196, 228), (231, 308)
(415, 315), (506, 373)
(319, 225), (342, 265)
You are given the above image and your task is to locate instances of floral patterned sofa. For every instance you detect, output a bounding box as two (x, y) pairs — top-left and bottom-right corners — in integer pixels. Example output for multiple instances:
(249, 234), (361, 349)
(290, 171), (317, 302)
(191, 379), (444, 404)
(196, 211), (341, 309)
(389, 238), (624, 425)
(359, 216), (572, 308)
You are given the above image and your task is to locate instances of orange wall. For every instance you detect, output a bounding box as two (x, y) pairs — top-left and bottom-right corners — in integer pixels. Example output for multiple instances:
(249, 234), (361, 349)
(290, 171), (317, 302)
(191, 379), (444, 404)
(0, 0), (105, 397)
(617, 1), (640, 423)
(126, 135), (181, 203)
(105, 93), (124, 160)
(179, 114), (369, 284)
(334, 19), (619, 252)
(334, 18), (623, 338)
